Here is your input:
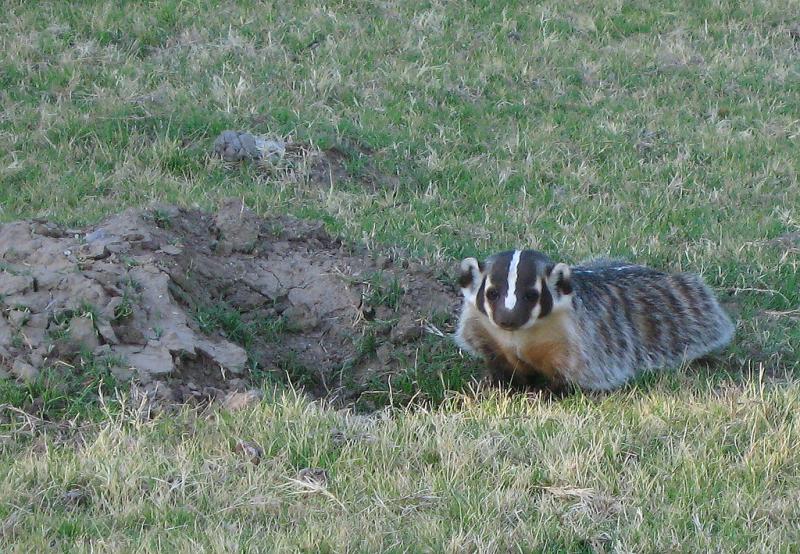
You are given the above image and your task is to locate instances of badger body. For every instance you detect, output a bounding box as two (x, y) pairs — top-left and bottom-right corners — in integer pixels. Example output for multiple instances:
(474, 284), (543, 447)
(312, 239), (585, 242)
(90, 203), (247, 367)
(455, 250), (735, 391)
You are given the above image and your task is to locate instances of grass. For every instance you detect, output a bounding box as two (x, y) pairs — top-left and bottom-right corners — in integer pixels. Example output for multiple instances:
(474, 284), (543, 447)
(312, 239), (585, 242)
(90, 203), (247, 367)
(1, 384), (799, 551)
(1, 0), (799, 550)
(0, 351), (125, 421)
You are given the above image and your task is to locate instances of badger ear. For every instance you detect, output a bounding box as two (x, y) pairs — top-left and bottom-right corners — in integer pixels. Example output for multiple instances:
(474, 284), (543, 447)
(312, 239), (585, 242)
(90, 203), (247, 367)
(458, 257), (483, 294)
(547, 262), (573, 295)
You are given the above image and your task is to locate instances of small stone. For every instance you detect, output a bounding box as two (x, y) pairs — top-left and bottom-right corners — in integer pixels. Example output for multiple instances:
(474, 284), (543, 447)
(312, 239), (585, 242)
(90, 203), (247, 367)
(11, 359), (38, 382)
(222, 389), (263, 411)
(8, 310), (31, 329)
(213, 130), (286, 163)
(196, 339), (248, 374)
(32, 221), (67, 238)
(239, 133), (260, 158)
(255, 138), (286, 161)
(79, 241), (110, 260)
(95, 319), (119, 345)
(22, 313), (47, 343)
(283, 304), (319, 332)
(389, 315), (422, 344)
(68, 315), (100, 350)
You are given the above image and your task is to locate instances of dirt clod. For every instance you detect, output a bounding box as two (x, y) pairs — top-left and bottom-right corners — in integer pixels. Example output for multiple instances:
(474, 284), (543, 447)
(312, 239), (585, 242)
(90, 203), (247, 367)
(390, 315), (423, 345)
(212, 199), (261, 254)
(11, 359), (38, 382)
(282, 304), (319, 332)
(68, 316), (100, 351)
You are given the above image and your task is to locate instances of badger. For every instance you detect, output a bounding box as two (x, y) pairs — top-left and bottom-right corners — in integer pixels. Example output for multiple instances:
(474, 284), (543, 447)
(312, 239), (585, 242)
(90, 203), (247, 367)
(455, 250), (735, 391)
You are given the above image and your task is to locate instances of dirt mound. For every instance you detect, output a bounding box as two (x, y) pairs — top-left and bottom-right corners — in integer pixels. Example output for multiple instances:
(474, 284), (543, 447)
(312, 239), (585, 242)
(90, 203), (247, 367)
(0, 201), (461, 407)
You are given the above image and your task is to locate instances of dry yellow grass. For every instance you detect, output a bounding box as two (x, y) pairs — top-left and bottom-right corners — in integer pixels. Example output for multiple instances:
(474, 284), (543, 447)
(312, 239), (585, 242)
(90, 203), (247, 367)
(2, 380), (800, 551)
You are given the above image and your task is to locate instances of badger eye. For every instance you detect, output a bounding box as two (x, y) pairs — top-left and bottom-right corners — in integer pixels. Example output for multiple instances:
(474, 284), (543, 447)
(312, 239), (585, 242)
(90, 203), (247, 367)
(485, 288), (499, 301)
(524, 290), (540, 302)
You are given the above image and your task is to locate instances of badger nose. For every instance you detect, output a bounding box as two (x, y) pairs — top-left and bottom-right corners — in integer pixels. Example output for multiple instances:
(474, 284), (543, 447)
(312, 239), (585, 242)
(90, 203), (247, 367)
(493, 309), (519, 330)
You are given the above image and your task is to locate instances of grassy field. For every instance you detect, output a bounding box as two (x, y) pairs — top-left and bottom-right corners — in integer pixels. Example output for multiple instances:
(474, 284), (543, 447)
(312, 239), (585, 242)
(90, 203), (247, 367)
(1, 0), (799, 551)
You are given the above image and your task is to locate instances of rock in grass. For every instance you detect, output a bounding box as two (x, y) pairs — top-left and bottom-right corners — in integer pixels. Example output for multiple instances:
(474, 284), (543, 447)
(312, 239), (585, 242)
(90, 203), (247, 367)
(213, 130), (286, 162)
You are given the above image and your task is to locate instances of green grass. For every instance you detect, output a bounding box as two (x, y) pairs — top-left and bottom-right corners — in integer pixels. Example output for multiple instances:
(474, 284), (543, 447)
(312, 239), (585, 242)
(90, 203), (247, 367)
(0, 351), (125, 421)
(1, 0), (799, 550)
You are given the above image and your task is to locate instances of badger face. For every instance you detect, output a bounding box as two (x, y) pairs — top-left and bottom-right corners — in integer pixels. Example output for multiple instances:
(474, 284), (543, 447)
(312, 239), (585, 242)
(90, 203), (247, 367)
(459, 249), (573, 332)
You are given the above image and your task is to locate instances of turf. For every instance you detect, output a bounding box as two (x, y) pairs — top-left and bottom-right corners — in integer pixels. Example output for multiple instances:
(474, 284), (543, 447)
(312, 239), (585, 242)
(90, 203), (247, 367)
(1, 0), (799, 551)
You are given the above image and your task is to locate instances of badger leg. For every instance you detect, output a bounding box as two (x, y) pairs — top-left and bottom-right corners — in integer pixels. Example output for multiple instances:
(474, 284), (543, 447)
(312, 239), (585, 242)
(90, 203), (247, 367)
(483, 348), (564, 392)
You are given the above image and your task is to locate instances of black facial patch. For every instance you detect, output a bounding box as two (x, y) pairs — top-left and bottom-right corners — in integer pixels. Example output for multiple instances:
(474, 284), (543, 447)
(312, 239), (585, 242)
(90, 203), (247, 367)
(538, 277), (553, 318)
(486, 250), (515, 291)
(476, 277), (487, 315)
(458, 268), (473, 289)
(515, 250), (542, 291)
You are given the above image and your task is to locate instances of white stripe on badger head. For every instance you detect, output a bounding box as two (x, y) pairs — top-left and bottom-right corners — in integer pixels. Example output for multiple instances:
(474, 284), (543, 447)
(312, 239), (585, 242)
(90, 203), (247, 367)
(504, 250), (522, 310)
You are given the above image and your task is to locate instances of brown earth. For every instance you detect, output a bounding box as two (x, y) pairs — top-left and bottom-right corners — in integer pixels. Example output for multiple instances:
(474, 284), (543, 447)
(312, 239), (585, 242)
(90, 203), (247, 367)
(0, 200), (462, 409)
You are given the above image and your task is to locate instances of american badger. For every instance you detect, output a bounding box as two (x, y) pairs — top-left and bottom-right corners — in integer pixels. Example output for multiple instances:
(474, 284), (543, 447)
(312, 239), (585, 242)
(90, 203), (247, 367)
(455, 249), (734, 391)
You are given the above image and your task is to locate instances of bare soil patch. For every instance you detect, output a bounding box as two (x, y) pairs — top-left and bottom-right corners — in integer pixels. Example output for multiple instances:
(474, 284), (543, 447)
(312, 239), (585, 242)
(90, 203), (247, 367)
(212, 129), (399, 193)
(0, 200), (460, 409)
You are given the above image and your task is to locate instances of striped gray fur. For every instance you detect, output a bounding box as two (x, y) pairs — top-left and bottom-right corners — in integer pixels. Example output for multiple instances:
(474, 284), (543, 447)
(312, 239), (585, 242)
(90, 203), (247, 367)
(563, 259), (734, 389)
